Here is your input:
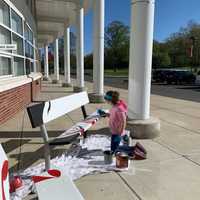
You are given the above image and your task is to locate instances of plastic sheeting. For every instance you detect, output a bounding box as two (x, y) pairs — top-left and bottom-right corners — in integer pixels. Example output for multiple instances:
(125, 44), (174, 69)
(10, 135), (132, 200)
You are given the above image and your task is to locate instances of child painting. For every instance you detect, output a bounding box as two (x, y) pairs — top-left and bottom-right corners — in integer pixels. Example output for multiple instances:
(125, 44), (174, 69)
(104, 91), (128, 153)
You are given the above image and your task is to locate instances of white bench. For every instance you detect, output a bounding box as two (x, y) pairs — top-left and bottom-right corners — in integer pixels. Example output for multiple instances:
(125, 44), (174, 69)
(33, 167), (85, 200)
(27, 91), (104, 171)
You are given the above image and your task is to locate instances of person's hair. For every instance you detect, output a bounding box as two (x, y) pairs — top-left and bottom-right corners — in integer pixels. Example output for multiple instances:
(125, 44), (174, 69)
(105, 90), (119, 105)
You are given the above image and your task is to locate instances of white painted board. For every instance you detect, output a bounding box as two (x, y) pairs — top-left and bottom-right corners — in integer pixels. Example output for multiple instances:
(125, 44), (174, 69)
(42, 92), (89, 124)
(35, 174), (84, 200)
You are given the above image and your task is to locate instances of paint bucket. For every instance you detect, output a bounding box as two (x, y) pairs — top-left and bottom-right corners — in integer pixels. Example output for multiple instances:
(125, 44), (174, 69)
(116, 152), (129, 169)
(104, 150), (113, 164)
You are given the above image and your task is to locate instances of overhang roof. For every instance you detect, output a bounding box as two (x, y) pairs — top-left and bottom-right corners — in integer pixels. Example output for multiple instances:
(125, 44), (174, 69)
(36, 0), (92, 47)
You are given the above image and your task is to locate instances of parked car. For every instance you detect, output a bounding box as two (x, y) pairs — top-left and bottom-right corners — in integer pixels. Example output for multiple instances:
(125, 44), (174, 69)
(152, 69), (196, 84)
(167, 70), (196, 84)
(152, 69), (172, 83)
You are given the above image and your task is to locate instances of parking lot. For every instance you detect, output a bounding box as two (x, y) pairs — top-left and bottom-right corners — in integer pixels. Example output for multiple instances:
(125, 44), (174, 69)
(152, 84), (200, 103)
(103, 76), (200, 103)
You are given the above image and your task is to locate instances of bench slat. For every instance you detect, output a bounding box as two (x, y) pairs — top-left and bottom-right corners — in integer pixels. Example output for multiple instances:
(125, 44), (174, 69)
(27, 92), (89, 128)
(43, 92), (89, 124)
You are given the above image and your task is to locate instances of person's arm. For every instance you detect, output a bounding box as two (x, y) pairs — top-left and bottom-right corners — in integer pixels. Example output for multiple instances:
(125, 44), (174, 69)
(106, 113), (110, 117)
(98, 109), (110, 117)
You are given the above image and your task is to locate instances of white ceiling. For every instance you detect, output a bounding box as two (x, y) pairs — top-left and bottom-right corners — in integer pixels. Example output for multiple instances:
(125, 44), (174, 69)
(36, 0), (92, 47)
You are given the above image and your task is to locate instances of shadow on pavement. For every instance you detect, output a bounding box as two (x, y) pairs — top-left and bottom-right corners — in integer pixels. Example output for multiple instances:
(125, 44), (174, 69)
(0, 131), (63, 138)
(9, 147), (66, 173)
(2, 139), (31, 154)
(152, 84), (200, 103)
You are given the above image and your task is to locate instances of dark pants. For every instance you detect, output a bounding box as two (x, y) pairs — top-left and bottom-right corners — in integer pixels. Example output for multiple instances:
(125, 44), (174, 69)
(111, 134), (121, 153)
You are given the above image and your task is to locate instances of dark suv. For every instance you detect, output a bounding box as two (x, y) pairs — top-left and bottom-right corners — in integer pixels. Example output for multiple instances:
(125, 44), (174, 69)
(167, 70), (196, 84)
(153, 69), (196, 84)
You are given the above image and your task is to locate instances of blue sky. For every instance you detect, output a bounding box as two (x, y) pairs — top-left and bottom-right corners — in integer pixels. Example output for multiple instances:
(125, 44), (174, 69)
(81, 0), (200, 54)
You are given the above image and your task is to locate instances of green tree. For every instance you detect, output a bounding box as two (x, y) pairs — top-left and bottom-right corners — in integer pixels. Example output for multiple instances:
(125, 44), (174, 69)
(105, 21), (130, 71)
(84, 54), (93, 69)
(152, 40), (171, 68)
(164, 20), (200, 69)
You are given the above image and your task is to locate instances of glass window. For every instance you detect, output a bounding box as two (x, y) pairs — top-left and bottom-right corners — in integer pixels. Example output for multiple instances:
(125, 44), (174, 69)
(14, 57), (24, 76)
(29, 30), (33, 44)
(25, 41), (30, 57)
(11, 10), (22, 35)
(24, 24), (29, 40)
(0, 0), (10, 27)
(0, 56), (11, 76)
(25, 24), (33, 44)
(0, 26), (11, 53)
(30, 61), (34, 72)
(25, 59), (31, 74)
(12, 33), (24, 55)
(0, 26), (11, 44)
(25, 42), (34, 58)
(30, 45), (33, 58)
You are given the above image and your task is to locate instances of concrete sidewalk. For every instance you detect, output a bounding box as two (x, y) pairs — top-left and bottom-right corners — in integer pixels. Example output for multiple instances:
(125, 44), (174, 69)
(1, 77), (200, 200)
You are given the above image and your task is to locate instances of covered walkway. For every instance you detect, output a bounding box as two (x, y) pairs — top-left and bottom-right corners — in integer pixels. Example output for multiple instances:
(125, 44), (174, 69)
(39, 0), (160, 136)
(1, 77), (200, 200)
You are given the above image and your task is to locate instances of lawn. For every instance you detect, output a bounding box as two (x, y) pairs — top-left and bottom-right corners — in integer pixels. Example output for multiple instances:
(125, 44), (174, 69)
(104, 69), (128, 76)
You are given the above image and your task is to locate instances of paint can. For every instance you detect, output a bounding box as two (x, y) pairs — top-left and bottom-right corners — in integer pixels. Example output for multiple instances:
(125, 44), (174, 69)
(104, 150), (113, 164)
(116, 152), (129, 169)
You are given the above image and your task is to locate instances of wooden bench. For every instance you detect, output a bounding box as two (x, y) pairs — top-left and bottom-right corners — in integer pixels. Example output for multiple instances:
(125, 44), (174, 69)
(27, 91), (104, 171)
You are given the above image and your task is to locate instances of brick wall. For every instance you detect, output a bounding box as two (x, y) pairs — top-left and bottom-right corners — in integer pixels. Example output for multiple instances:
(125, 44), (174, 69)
(0, 78), (41, 125)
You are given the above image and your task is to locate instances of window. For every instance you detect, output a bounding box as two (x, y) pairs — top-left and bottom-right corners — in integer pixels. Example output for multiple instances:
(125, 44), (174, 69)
(24, 24), (28, 40)
(25, 59), (31, 74)
(29, 30), (33, 44)
(30, 61), (34, 72)
(30, 45), (34, 58)
(25, 41), (34, 59)
(0, 0), (10, 27)
(25, 24), (33, 43)
(25, 41), (30, 57)
(0, 56), (11, 75)
(0, 2), (37, 78)
(12, 33), (24, 55)
(26, 59), (34, 74)
(11, 9), (22, 35)
(0, 26), (11, 53)
(0, 26), (11, 44)
(14, 57), (24, 76)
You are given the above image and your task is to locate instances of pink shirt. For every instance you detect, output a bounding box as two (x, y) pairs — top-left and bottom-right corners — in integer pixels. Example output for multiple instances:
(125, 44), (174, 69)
(109, 100), (127, 135)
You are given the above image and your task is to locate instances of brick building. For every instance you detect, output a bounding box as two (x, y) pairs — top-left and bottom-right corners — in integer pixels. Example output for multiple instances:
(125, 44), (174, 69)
(0, 0), (41, 124)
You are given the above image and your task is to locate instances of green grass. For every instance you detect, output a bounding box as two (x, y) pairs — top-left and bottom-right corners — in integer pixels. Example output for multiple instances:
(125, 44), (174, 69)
(104, 69), (128, 76)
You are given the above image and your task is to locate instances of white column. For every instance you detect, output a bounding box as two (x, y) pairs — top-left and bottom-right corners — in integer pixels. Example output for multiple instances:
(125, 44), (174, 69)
(54, 38), (59, 81)
(44, 44), (49, 78)
(33, 39), (37, 72)
(64, 27), (71, 84)
(76, 7), (84, 88)
(93, 0), (105, 96)
(128, 0), (155, 120)
(33, 49), (37, 72)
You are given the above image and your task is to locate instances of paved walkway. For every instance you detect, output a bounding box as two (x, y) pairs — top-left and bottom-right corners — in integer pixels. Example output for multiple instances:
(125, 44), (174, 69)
(1, 76), (200, 200)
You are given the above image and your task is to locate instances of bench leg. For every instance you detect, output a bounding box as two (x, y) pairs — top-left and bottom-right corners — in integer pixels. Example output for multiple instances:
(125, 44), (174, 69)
(44, 143), (51, 170)
(40, 125), (51, 171)
(81, 106), (87, 119)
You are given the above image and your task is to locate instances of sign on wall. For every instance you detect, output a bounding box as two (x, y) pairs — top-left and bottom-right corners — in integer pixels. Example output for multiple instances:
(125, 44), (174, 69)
(0, 144), (10, 200)
(0, 44), (17, 51)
